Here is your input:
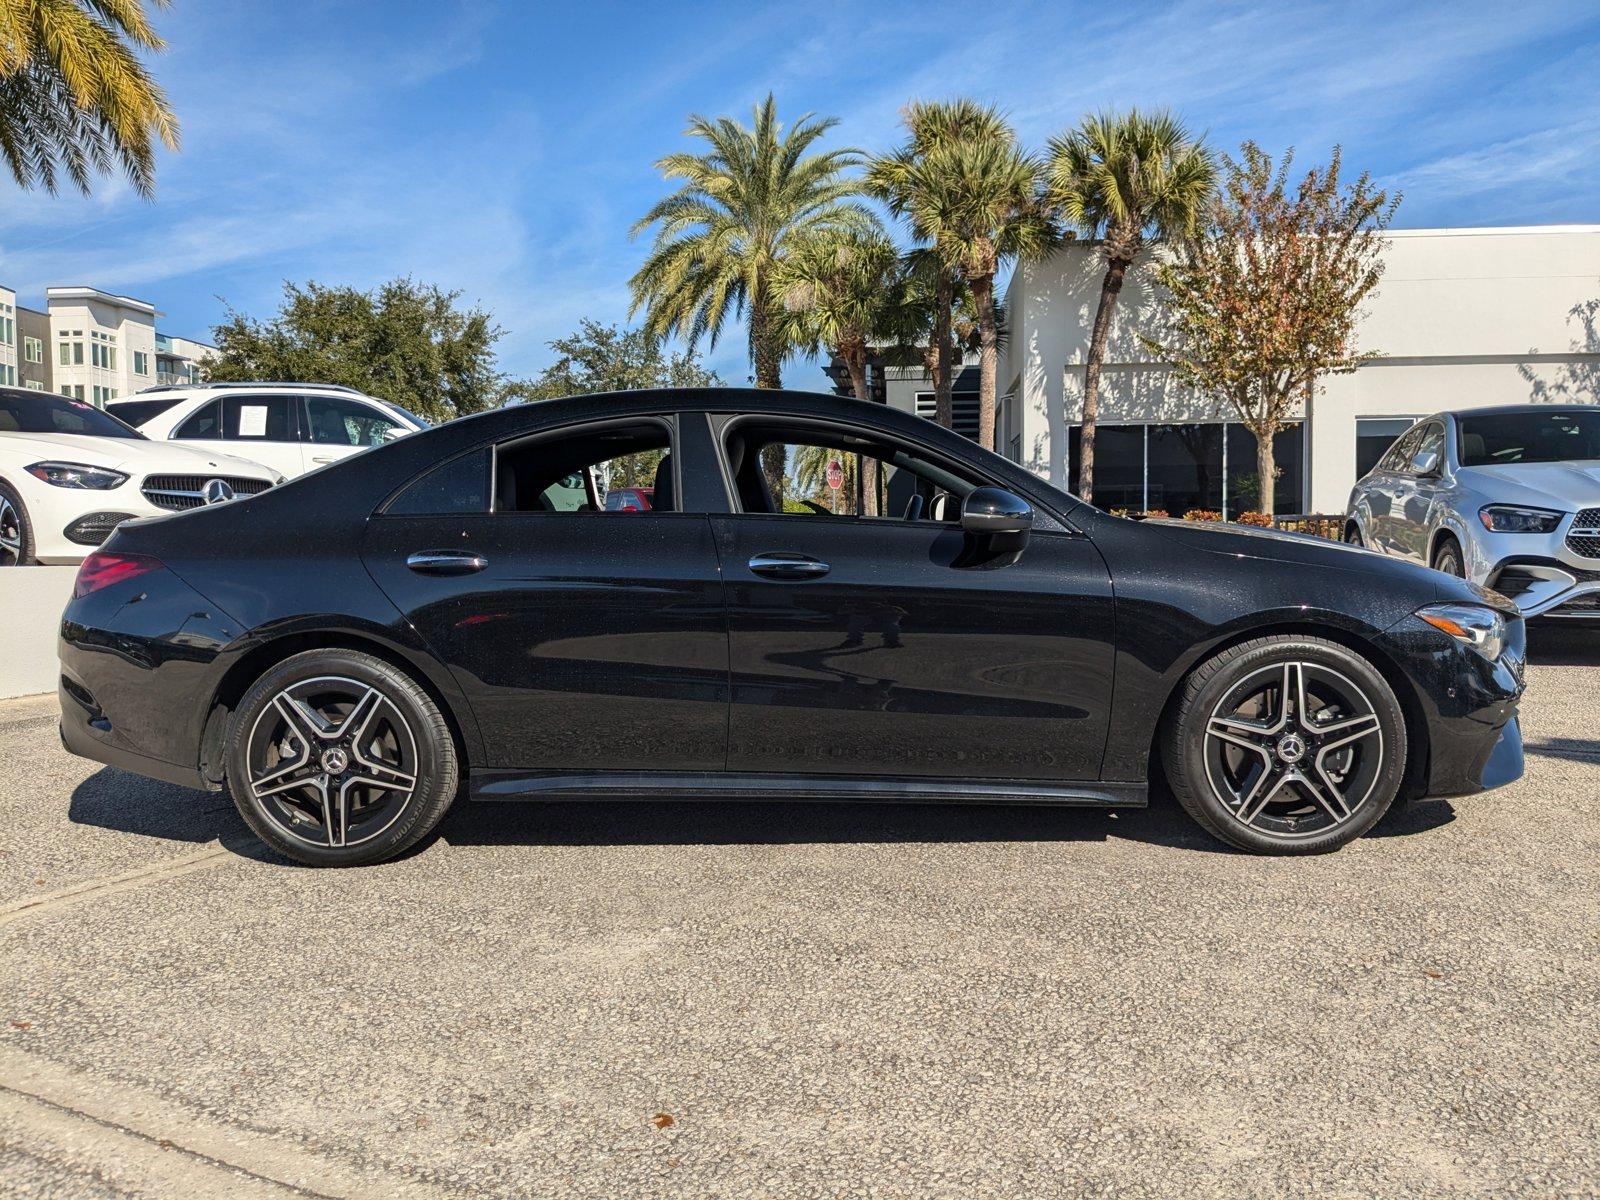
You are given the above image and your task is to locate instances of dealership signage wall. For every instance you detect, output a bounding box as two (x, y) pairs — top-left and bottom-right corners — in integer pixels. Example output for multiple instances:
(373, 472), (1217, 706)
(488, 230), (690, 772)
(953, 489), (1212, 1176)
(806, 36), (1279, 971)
(1, 567), (73, 698)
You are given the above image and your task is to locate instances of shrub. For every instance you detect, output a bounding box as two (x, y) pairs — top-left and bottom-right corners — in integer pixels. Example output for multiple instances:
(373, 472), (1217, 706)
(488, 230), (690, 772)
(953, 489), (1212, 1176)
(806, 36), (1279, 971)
(1183, 509), (1223, 522)
(1235, 511), (1274, 527)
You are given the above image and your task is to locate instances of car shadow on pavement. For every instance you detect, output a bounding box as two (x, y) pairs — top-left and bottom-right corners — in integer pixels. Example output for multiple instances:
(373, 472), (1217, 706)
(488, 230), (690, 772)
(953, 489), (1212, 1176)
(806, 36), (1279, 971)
(67, 768), (283, 863)
(68, 767), (1460, 864)
(1526, 623), (1600, 667)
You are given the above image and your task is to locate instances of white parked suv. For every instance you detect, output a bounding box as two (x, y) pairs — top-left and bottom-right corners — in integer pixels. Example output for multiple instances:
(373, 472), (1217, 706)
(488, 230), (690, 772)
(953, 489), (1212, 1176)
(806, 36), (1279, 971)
(106, 382), (428, 481)
(0, 387), (277, 565)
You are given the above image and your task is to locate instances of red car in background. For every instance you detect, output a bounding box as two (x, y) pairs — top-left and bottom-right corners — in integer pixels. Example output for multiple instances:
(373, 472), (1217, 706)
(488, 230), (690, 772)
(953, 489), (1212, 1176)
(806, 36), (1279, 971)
(604, 486), (654, 512)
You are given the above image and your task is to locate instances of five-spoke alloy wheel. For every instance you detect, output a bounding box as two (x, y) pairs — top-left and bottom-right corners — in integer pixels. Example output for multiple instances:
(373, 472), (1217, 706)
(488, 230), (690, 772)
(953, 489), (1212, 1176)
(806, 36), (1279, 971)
(0, 483), (32, 567)
(227, 650), (458, 866)
(1165, 636), (1407, 853)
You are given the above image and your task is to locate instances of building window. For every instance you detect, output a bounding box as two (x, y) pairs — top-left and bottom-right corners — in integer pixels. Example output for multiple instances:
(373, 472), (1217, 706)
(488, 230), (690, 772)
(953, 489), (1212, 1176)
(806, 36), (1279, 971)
(25, 380), (43, 391)
(1067, 421), (1306, 516)
(23, 336), (41, 363)
(1354, 417), (1419, 481)
(913, 391), (982, 441)
(1, 316), (12, 346)
(133, 350), (148, 375)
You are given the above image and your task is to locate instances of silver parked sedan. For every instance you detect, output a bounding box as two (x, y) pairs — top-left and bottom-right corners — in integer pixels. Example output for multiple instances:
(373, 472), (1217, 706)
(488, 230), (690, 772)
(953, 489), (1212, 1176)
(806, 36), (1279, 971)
(1344, 405), (1600, 619)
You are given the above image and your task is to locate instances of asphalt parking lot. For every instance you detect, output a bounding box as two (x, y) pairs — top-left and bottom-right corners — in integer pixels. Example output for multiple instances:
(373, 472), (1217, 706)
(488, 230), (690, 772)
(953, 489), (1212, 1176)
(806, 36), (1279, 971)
(2, 633), (1598, 1198)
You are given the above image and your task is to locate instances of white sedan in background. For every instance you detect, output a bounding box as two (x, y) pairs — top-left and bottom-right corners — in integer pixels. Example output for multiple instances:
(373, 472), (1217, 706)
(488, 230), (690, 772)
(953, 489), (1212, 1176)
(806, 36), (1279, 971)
(107, 382), (427, 481)
(0, 388), (278, 566)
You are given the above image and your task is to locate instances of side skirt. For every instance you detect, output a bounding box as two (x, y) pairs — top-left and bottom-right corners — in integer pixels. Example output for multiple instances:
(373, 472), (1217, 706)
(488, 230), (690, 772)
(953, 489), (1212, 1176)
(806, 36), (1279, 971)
(470, 771), (1147, 807)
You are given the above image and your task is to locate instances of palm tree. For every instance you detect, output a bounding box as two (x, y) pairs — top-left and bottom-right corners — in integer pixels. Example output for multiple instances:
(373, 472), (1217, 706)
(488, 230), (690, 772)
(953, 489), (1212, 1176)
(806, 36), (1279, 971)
(630, 94), (871, 390)
(0, 0), (180, 197)
(774, 225), (899, 514)
(869, 99), (1013, 432)
(1044, 109), (1214, 502)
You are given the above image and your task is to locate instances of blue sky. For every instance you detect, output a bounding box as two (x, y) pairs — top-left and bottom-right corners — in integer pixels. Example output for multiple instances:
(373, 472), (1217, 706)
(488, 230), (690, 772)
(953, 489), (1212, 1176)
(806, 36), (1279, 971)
(1, 0), (1598, 389)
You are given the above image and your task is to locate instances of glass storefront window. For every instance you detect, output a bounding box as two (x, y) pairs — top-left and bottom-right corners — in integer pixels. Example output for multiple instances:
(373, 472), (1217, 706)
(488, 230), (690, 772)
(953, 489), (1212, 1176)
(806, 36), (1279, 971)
(1067, 421), (1305, 514)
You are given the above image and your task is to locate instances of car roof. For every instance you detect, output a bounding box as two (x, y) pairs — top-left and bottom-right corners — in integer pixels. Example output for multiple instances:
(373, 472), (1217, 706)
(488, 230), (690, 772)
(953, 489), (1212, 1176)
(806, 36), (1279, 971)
(129, 381), (374, 397)
(1433, 404), (1600, 421)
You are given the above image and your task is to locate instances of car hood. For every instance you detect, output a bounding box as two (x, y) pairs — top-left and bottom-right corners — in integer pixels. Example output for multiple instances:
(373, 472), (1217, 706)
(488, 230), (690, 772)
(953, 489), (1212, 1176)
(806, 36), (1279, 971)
(0, 432), (275, 479)
(1144, 517), (1444, 582)
(1457, 461), (1600, 510)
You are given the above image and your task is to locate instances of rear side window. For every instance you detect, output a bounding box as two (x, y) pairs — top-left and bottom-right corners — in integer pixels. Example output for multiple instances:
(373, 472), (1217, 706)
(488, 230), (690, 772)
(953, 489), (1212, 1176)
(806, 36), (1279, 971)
(224, 395), (295, 441)
(106, 398), (183, 427)
(386, 448), (491, 515)
(173, 399), (222, 439)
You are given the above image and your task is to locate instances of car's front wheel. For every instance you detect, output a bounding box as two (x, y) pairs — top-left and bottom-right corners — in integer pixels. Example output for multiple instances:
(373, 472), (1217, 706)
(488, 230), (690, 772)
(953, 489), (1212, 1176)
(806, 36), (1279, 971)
(1432, 538), (1465, 578)
(1343, 521), (1364, 547)
(226, 650), (459, 866)
(1162, 636), (1407, 854)
(0, 482), (35, 566)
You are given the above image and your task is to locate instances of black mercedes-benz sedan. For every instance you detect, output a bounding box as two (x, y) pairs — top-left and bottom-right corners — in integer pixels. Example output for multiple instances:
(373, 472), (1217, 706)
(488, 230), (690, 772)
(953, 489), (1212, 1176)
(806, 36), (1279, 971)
(58, 389), (1526, 865)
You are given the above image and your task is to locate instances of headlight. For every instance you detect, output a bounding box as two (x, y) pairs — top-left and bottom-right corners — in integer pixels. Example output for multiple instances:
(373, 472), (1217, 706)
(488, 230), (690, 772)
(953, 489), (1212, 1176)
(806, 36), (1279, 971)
(1417, 602), (1506, 661)
(25, 461), (129, 490)
(1478, 504), (1563, 533)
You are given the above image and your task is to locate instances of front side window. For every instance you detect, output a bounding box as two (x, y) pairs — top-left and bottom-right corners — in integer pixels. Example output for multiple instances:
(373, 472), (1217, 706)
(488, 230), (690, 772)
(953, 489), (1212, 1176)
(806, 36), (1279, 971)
(723, 424), (978, 522)
(305, 395), (403, 447)
(494, 421), (677, 514)
(1457, 410), (1600, 466)
(1378, 427), (1423, 473)
(1409, 423), (1445, 474)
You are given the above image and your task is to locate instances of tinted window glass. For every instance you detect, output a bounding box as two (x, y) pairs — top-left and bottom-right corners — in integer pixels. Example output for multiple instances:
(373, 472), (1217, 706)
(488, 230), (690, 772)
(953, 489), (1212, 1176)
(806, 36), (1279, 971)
(173, 400), (222, 440)
(1457, 410), (1600, 466)
(725, 428), (977, 521)
(1409, 423), (1445, 473)
(1379, 427), (1422, 472)
(224, 395), (295, 441)
(387, 448), (491, 515)
(105, 398), (183, 428)
(0, 391), (142, 438)
(306, 395), (404, 447)
(495, 423), (677, 513)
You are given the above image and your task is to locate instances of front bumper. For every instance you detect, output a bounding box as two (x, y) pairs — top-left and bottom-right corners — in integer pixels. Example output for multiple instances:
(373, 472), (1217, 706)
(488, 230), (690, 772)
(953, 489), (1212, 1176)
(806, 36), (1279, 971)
(1484, 557), (1600, 619)
(1378, 613), (1526, 798)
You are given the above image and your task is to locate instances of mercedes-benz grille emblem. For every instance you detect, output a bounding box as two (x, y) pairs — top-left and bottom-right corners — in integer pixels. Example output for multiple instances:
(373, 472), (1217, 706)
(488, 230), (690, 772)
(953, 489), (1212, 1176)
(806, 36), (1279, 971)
(201, 478), (236, 506)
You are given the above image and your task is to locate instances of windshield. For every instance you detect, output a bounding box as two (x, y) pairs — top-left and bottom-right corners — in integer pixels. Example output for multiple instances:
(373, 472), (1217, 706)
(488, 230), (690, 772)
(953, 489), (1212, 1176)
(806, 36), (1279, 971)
(1457, 410), (1600, 466)
(0, 392), (144, 439)
(387, 402), (430, 428)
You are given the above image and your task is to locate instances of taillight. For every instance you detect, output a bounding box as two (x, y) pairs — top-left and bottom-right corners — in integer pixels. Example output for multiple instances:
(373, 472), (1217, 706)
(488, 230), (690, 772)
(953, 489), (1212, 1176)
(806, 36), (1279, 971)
(72, 552), (164, 598)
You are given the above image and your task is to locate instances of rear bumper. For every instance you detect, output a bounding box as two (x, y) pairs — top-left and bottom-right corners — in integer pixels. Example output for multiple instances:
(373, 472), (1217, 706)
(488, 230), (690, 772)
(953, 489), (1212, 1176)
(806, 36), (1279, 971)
(58, 689), (207, 790)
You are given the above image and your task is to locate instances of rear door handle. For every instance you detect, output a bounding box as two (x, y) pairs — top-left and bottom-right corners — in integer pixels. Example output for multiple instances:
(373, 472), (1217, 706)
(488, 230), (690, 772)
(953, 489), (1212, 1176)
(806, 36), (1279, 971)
(406, 550), (488, 576)
(748, 552), (830, 580)
(312, 455), (338, 465)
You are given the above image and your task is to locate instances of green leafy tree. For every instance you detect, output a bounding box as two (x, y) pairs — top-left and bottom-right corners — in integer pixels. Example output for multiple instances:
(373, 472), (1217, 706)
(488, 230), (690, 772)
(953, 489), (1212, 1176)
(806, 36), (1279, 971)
(630, 93), (871, 390)
(210, 278), (514, 422)
(870, 101), (1050, 449)
(520, 319), (722, 400)
(1045, 109), (1215, 502)
(1143, 143), (1397, 515)
(0, 0), (179, 196)
(869, 100), (1011, 431)
(773, 225), (899, 514)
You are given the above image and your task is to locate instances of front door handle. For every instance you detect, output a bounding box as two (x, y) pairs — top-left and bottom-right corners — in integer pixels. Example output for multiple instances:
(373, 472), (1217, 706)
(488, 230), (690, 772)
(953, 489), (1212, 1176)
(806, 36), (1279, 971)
(748, 552), (830, 580)
(406, 550), (488, 576)
(312, 454), (338, 465)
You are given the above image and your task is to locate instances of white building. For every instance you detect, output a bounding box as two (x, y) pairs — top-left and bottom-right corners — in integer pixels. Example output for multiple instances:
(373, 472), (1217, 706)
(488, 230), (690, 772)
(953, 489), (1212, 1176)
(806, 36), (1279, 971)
(0, 285), (17, 389)
(994, 225), (1600, 515)
(29, 286), (215, 404)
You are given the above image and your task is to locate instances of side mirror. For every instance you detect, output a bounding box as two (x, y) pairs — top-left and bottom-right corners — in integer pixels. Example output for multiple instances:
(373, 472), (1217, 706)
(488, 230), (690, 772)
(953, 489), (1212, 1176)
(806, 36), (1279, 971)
(1413, 450), (1441, 477)
(961, 487), (1033, 536)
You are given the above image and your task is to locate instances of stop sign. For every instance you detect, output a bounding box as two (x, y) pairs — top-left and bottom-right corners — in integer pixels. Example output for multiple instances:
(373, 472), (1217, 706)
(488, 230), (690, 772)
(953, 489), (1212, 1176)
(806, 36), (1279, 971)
(826, 459), (844, 490)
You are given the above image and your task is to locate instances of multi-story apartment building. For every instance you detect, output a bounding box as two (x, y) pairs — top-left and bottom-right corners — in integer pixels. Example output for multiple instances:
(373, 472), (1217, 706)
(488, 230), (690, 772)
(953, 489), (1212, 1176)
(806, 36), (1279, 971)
(0, 285), (18, 389)
(17, 305), (52, 391)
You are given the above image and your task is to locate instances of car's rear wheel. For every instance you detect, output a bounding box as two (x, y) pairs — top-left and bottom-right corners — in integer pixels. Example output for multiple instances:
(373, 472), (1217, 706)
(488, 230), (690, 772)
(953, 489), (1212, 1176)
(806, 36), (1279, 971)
(1163, 636), (1407, 854)
(1432, 537), (1464, 578)
(0, 482), (35, 566)
(226, 650), (459, 866)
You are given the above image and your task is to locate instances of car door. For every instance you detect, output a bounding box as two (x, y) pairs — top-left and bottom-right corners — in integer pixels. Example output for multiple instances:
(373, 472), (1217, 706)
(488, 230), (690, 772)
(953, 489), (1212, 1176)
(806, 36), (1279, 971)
(710, 420), (1116, 783)
(1396, 421), (1447, 561)
(302, 394), (409, 473)
(171, 394), (304, 479)
(1365, 426), (1421, 556)
(359, 413), (730, 775)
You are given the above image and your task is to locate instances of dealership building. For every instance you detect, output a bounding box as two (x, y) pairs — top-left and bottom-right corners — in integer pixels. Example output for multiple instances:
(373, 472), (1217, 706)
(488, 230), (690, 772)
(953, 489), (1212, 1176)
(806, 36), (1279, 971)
(837, 225), (1600, 515)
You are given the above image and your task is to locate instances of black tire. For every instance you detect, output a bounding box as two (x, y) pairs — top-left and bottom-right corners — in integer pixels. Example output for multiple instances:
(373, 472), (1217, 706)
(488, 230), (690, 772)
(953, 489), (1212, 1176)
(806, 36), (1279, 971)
(0, 479), (36, 566)
(1162, 636), (1408, 855)
(1432, 537), (1464, 578)
(226, 649), (459, 866)
(1343, 522), (1363, 547)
